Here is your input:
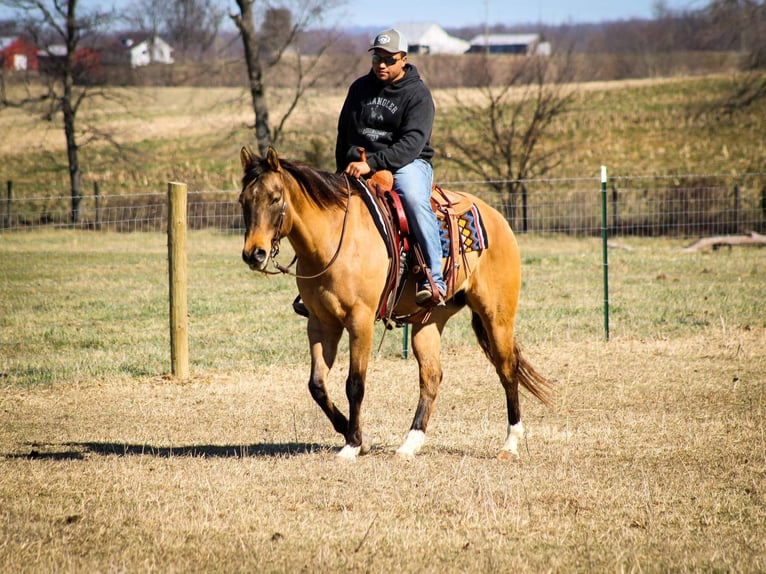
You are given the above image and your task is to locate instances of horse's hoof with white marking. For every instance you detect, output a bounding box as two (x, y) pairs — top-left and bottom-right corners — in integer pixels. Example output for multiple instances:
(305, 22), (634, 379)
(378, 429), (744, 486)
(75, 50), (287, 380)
(497, 449), (519, 461)
(337, 444), (360, 461)
(394, 447), (416, 460)
(395, 430), (425, 459)
(499, 421), (524, 461)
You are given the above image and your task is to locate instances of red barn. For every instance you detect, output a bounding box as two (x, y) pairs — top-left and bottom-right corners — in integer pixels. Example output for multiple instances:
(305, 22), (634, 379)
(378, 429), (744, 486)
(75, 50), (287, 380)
(0, 36), (38, 71)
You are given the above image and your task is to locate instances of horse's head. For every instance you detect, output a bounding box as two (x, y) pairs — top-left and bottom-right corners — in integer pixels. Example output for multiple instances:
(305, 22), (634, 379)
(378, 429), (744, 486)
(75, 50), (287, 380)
(238, 146), (288, 272)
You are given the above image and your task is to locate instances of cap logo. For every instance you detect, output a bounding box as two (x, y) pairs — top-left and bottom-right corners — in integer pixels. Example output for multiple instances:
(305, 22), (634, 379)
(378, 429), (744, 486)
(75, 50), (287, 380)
(377, 34), (391, 45)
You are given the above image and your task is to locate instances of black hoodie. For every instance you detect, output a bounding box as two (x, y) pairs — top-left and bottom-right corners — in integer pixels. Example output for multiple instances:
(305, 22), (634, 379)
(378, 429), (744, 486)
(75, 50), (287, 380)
(335, 63), (435, 173)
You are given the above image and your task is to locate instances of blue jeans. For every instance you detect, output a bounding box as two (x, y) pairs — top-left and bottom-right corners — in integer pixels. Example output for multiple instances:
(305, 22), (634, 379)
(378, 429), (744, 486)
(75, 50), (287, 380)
(393, 160), (446, 293)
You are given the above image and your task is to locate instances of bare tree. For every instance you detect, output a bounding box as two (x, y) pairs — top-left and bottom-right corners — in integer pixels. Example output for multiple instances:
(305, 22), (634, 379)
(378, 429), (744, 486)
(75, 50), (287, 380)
(164, 0), (225, 62)
(440, 52), (576, 228)
(0, 0), (110, 223)
(124, 0), (225, 63)
(126, 0), (163, 38)
(704, 0), (766, 115)
(229, 0), (343, 155)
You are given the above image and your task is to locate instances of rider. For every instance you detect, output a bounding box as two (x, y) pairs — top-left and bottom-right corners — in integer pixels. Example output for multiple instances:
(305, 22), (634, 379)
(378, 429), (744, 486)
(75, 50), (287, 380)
(336, 27), (447, 306)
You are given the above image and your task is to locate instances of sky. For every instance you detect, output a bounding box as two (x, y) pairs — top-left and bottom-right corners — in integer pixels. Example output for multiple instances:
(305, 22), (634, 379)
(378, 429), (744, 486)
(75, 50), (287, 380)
(326, 0), (706, 28)
(0, 0), (707, 31)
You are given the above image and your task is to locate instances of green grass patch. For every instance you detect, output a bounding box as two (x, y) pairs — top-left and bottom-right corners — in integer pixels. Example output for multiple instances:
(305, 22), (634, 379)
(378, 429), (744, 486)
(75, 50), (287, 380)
(2, 230), (764, 386)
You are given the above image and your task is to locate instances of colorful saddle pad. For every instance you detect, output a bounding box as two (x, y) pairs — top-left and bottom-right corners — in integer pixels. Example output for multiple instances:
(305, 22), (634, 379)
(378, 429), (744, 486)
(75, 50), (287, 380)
(438, 203), (489, 258)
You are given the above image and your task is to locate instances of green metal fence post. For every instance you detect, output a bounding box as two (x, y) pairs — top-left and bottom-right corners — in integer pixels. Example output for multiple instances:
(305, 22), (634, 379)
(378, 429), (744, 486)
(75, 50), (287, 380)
(402, 324), (409, 359)
(601, 166), (610, 341)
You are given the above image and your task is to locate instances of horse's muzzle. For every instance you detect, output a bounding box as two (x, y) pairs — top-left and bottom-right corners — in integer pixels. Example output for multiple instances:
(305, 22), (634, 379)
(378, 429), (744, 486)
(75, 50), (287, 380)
(242, 247), (269, 271)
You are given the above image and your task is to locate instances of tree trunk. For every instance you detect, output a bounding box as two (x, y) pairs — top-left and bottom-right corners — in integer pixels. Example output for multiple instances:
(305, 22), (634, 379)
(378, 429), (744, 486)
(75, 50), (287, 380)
(233, 0), (271, 155)
(65, 0), (82, 224)
(64, 104), (82, 224)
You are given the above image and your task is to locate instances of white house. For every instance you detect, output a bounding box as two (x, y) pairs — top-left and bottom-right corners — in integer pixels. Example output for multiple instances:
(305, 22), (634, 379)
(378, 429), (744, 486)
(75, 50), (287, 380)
(468, 33), (551, 56)
(394, 22), (470, 55)
(119, 34), (174, 68)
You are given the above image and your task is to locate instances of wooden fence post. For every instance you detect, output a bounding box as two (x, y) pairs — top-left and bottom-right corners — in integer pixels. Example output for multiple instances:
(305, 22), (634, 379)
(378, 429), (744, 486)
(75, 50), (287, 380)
(167, 182), (189, 380)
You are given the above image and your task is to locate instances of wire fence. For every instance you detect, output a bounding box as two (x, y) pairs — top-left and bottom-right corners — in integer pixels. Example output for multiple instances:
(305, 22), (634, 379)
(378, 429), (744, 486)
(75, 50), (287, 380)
(2, 173), (765, 236)
(2, 173), (765, 386)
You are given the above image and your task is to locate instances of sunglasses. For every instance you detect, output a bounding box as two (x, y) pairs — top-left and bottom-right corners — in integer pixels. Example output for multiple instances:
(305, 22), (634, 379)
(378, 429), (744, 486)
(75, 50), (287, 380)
(372, 53), (402, 66)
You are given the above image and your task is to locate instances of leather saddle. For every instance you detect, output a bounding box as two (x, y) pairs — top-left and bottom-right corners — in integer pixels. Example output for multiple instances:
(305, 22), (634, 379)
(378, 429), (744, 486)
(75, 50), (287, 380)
(361, 170), (487, 326)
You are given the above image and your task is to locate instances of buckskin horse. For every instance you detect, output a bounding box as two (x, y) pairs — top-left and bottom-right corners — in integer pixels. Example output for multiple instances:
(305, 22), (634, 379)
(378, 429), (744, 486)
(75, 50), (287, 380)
(238, 146), (553, 461)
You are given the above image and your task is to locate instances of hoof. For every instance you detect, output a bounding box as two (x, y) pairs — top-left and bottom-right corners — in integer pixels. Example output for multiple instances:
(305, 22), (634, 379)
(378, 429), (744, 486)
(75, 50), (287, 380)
(395, 430), (425, 459)
(499, 422), (524, 461)
(359, 434), (371, 455)
(337, 444), (361, 461)
(393, 447), (416, 461)
(497, 449), (519, 461)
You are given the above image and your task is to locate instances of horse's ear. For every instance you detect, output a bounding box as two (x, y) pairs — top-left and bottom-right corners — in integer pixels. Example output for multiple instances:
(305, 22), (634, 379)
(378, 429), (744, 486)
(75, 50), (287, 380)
(266, 146), (282, 173)
(240, 146), (257, 170)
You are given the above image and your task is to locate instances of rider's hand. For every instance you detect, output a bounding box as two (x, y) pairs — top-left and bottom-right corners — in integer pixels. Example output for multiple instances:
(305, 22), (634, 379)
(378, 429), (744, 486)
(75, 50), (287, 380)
(344, 161), (371, 179)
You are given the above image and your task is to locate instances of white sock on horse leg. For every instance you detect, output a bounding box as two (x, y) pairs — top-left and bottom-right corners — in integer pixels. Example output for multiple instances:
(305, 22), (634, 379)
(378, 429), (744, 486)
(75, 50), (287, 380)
(337, 444), (361, 461)
(395, 429), (426, 459)
(499, 421), (524, 459)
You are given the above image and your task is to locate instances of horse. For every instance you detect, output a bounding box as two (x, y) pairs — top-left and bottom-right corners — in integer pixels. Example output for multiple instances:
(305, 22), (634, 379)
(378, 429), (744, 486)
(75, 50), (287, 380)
(238, 146), (553, 461)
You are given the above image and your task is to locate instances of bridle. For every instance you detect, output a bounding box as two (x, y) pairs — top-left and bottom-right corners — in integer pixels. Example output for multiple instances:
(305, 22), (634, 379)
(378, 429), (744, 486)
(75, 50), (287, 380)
(259, 172), (355, 280)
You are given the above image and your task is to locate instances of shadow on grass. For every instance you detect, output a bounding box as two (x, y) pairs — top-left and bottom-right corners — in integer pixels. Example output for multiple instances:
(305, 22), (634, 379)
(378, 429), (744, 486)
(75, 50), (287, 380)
(5, 442), (334, 460)
(72, 441), (334, 458)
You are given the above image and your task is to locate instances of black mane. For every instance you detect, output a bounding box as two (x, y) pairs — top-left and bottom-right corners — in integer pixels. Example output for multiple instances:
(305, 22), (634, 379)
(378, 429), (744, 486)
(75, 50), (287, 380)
(243, 155), (351, 210)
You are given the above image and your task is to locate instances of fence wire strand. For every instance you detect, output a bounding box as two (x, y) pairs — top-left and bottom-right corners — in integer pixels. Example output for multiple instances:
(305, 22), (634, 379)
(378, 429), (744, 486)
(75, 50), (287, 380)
(2, 175), (765, 237)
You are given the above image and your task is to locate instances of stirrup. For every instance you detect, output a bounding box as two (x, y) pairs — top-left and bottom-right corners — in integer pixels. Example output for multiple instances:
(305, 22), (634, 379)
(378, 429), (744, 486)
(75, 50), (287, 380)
(415, 286), (445, 307)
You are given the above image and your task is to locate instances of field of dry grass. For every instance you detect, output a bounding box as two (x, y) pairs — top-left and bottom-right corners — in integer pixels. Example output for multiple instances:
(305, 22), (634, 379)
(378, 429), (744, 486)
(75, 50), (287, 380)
(2, 67), (765, 571)
(1, 230), (764, 572)
(1, 73), (764, 196)
(2, 334), (764, 572)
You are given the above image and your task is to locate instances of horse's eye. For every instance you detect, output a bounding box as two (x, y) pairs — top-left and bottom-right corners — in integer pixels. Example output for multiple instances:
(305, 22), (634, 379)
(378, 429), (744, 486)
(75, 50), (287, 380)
(271, 196), (281, 206)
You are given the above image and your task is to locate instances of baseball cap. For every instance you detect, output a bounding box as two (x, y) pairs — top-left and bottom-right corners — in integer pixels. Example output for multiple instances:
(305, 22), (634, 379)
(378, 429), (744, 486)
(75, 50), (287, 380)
(369, 28), (408, 54)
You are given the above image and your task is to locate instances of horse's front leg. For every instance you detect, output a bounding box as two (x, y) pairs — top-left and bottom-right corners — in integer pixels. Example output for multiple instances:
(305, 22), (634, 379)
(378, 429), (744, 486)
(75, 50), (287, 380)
(337, 316), (376, 461)
(306, 317), (349, 437)
(396, 321), (445, 459)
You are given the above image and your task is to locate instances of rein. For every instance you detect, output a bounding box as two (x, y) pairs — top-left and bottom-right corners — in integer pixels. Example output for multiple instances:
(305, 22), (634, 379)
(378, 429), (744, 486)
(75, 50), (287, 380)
(266, 173), (354, 280)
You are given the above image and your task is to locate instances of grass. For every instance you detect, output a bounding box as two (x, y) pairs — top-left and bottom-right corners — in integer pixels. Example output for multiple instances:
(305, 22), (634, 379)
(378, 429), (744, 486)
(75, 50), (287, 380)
(1, 75), (765, 199)
(1, 231), (765, 571)
(2, 231), (764, 382)
(1, 71), (765, 571)
(1, 339), (764, 572)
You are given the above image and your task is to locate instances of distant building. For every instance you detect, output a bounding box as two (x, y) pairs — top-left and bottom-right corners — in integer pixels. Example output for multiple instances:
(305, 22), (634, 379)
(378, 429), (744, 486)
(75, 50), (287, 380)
(468, 33), (551, 55)
(0, 36), (38, 70)
(37, 44), (103, 84)
(394, 23), (470, 55)
(101, 33), (175, 68)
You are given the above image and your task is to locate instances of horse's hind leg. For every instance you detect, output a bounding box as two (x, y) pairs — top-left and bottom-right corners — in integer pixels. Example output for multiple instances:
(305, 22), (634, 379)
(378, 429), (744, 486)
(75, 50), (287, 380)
(470, 311), (525, 460)
(471, 306), (553, 459)
(395, 320), (446, 459)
